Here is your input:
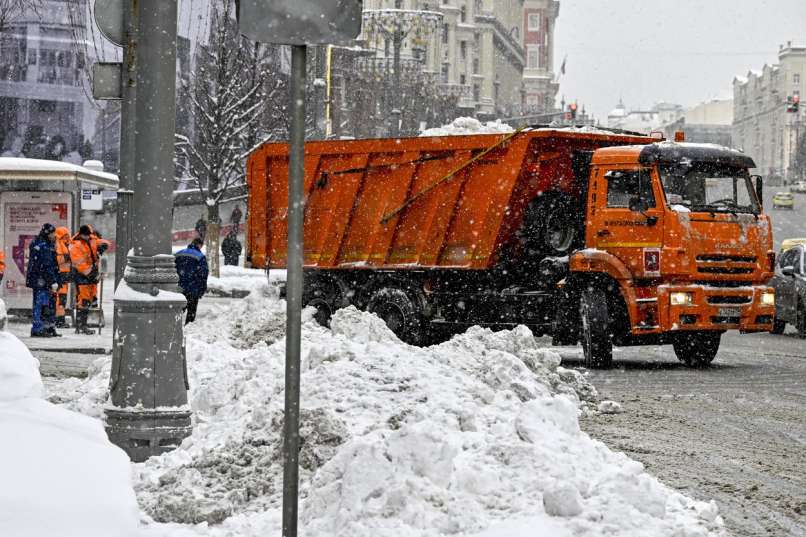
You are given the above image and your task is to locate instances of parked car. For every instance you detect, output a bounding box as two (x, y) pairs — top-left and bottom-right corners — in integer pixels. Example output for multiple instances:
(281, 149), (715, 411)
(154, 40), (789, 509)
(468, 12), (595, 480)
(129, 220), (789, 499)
(770, 244), (806, 336)
(790, 181), (806, 193)
(772, 191), (795, 209)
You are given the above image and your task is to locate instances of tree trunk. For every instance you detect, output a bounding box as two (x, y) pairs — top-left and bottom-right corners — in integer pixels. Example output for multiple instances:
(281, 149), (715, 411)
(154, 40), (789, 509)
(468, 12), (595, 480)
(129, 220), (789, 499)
(207, 200), (221, 278)
(207, 221), (221, 278)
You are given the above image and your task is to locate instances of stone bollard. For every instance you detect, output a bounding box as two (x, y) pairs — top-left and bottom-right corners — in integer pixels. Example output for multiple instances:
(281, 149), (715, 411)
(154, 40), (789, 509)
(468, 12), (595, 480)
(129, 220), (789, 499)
(105, 254), (192, 462)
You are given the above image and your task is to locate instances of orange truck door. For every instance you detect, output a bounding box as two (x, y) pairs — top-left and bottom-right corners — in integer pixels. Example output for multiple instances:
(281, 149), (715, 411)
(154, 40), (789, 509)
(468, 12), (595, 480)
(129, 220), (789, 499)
(589, 166), (665, 278)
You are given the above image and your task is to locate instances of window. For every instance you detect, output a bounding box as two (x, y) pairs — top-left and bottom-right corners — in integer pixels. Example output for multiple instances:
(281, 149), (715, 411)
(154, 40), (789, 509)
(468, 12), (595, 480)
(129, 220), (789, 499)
(460, 5), (467, 22)
(460, 74), (466, 85)
(527, 45), (540, 69)
(441, 63), (449, 83)
(605, 169), (656, 209)
(779, 249), (799, 271)
(472, 58), (479, 74)
(473, 83), (480, 102)
(528, 13), (541, 31)
(659, 164), (759, 214)
(460, 41), (467, 59)
(794, 73), (801, 85)
(442, 24), (449, 44)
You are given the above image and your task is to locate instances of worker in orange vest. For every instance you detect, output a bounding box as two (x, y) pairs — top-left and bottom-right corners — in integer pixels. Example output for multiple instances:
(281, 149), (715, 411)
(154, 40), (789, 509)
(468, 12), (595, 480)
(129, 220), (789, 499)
(69, 225), (99, 334)
(0, 250), (5, 283)
(89, 228), (110, 309)
(54, 227), (72, 328)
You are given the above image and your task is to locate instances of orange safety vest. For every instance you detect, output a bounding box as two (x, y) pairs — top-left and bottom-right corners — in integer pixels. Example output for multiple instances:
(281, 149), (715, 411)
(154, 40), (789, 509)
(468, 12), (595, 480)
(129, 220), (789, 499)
(55, 227), (72, 274)
(69, 235), (98, 277)
(0, 250), (5, 275)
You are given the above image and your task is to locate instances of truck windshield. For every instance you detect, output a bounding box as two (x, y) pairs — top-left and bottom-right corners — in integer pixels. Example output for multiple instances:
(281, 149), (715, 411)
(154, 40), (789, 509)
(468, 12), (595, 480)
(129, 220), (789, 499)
(659, 164), (759, 214)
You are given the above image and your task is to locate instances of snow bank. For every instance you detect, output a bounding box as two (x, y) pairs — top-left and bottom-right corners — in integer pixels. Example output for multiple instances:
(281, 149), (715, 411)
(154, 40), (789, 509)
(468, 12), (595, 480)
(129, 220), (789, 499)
(420, 117), (515, 136)
(0, 299), (140, 537)
(54, 287), (724, 537)
(206, 266), (286, 297)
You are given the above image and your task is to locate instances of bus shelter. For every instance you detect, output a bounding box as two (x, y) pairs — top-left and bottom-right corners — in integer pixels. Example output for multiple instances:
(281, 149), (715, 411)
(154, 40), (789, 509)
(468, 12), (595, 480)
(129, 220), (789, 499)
(0, 158), (118, 313)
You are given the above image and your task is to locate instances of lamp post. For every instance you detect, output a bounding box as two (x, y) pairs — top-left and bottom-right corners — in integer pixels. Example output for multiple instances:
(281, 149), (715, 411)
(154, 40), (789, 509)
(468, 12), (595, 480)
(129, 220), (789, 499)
(362, 3), (442, 137)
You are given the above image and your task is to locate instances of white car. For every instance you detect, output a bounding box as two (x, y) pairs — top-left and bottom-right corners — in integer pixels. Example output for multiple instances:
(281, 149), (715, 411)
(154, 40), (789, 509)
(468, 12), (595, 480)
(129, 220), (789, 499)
(790, 181), (806, 193)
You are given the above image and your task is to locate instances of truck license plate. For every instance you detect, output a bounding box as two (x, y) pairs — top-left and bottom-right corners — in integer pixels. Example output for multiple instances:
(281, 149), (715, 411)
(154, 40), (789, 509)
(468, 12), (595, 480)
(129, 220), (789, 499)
(718, 307), (742, 318)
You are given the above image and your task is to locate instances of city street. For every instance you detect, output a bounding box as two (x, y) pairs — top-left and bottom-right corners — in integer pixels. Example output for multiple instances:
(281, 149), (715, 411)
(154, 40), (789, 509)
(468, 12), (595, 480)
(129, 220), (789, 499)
(566, 332), (806, 537)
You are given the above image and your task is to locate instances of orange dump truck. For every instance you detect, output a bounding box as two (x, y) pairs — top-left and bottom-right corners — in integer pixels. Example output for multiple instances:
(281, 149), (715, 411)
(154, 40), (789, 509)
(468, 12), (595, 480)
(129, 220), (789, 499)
(246, 129), (776, 368)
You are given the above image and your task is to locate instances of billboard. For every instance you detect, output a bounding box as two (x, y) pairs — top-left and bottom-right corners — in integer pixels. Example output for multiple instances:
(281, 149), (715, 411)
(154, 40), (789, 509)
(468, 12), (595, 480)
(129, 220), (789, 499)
(1, 192), (72, 311)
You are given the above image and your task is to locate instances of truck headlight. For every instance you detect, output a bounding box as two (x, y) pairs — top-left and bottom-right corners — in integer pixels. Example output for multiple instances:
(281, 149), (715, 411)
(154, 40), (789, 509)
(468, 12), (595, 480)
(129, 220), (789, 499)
(761, 292), (775, 306)
(670, 292), (693, 306)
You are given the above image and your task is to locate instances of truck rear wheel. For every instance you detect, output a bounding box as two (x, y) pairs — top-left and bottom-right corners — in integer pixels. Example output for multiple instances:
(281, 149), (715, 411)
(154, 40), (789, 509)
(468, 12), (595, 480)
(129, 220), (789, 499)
(672, 332), (721, 367)
(367, 287), (425, 346)
(579, 288), (613, 368)
(798, 302), (806, 339)
(303, 276), (346, 327)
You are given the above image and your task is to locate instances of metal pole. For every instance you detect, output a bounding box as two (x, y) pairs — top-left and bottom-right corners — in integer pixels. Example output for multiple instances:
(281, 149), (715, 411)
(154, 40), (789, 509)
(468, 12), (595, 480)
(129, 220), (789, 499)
(115, 0), (138, 288)
(106, 0), (191, 462)
(390, 0), (403, 137)
(282, 44), (306, 537)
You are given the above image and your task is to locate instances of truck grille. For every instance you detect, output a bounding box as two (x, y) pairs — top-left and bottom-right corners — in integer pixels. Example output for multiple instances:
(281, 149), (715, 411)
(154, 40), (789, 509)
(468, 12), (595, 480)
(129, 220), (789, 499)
(696, 254), (757, 275)
(706, 295), (752, 305)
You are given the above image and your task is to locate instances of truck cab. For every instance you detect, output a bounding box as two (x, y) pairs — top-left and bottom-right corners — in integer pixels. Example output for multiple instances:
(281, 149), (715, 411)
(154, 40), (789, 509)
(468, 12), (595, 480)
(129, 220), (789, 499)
(568, 142), (775, 367)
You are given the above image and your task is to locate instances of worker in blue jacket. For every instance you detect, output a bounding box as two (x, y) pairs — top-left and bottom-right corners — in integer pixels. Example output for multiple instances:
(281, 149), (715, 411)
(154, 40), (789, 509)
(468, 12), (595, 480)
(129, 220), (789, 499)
(175, 238), (209, 324)
(25, 223), (61, 337)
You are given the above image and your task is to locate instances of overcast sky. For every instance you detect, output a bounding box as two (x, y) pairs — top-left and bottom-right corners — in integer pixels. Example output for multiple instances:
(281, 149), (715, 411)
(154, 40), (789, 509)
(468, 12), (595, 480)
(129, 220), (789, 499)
(554, 0), (806, 122)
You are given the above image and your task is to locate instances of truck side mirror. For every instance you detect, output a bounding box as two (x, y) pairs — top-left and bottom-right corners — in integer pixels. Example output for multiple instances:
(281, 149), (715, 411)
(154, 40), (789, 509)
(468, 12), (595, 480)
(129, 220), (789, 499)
(752, 174), (763, 207)
(781, 265), (795, 277)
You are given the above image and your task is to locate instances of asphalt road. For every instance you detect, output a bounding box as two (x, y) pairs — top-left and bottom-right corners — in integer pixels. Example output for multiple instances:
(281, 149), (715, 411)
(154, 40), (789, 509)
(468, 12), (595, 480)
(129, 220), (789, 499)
(765, 185), (806, 250)
(565, 330), (806, 537)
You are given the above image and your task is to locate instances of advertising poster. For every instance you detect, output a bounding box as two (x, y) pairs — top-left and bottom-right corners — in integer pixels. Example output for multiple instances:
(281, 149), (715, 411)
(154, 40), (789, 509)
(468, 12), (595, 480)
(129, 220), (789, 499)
(1, 192), (71, 311)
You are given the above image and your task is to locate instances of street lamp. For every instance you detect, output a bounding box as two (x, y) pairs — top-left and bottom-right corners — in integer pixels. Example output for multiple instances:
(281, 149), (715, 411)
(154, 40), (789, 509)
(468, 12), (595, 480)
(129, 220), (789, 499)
(362, 2), (442, 137)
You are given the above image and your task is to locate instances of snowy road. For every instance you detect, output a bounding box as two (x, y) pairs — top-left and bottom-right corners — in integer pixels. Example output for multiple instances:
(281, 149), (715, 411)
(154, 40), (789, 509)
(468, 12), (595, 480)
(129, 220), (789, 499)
(568, 331), (806, 537)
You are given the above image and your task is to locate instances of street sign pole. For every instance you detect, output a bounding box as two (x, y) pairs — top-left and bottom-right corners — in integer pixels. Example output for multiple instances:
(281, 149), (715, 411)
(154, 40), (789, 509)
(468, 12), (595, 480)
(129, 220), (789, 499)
(282, 44), (306, 537)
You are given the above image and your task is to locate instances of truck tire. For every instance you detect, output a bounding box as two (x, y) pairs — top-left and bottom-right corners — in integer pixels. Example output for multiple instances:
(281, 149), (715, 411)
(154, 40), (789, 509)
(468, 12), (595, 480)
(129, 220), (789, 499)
(672, 332), (721, 367)
(771, 317), (786, 335)
(367, 287), (425, 345)
(798, 302), (806, 339)
(303, 276), (346, 327)
(579, 288), (613, 368)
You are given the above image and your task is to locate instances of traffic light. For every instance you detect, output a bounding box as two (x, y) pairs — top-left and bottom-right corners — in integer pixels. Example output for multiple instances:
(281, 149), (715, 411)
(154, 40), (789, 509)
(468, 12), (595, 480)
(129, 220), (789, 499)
(568, 102), (578, 120)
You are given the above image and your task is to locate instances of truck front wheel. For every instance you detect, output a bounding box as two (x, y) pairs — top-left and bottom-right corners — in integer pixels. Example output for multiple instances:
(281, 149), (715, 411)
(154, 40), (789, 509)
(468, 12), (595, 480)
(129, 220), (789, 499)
(579, 288), (613, 368)
(672, 332), (721, 367)
(367, 287), (425, 346)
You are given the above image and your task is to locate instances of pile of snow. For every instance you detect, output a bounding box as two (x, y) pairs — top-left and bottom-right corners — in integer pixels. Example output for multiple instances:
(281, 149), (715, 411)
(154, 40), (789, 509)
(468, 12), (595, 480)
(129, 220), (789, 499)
(206, 266), (285, 297)
(0, 299), (140, 537)
(52, 287), (724, 537)
(420, 117), (515, 137)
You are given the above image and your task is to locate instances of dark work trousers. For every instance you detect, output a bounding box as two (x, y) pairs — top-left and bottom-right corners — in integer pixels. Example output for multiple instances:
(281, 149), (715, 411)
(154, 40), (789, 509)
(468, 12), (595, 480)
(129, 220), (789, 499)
(31, 289), (56, 335)
(184, 295), (200, 324)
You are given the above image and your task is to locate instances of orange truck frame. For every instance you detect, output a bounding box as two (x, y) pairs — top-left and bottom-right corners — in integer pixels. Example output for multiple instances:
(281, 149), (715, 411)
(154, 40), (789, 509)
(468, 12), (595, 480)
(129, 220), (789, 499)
(246, 129), (776, 368)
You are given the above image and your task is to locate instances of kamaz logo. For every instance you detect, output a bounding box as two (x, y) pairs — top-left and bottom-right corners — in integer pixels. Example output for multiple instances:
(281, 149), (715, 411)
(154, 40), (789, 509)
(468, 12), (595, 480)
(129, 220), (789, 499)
(714, 243), (739, 249)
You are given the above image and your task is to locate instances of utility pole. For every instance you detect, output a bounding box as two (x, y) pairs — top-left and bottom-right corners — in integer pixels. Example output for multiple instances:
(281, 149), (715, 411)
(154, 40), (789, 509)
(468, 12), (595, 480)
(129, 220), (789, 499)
(105, 0), (192, 462)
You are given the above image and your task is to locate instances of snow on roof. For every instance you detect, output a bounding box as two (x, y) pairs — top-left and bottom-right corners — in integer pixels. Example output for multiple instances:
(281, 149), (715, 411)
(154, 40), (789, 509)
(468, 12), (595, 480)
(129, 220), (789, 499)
(0, 157), (119, 188)
(420, 117), (515, 136)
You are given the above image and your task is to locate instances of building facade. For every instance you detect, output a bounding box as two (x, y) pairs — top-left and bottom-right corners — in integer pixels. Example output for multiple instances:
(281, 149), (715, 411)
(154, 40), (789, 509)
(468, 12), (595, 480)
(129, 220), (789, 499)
(606, 100), (684, 134)
(662, 99), (733, 147)
(732, 42), (806, 182)
(0, 0), (99, 161)
(0, 0), (214, 170)
(358, 0), (559, 128)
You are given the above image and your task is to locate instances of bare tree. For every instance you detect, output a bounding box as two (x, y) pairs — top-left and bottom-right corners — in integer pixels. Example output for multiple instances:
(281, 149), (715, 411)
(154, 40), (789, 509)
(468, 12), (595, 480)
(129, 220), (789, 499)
(0, 0), (41, 36)
(175, 0), (271, 277)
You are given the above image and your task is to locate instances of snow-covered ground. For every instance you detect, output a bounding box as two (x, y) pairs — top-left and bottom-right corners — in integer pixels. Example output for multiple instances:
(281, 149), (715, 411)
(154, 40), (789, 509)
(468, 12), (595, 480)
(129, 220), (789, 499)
(0, 300), (141, 537)
(44, 282), (727, 537)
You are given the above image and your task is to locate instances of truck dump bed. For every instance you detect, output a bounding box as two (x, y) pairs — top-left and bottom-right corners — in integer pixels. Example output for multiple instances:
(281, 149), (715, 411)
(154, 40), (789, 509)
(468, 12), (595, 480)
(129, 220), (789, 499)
(246, 129), (650, 270)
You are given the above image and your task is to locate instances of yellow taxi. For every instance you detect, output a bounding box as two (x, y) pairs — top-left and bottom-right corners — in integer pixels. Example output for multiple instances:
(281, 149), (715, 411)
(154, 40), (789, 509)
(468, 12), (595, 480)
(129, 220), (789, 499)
(772, 191), (795, 210)
(781, 237), (806, 252)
